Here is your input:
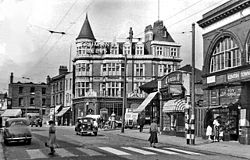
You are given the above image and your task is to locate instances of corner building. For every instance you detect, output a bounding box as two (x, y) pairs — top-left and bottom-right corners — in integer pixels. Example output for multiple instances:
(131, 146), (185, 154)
(198, 0), (250, 143)
(72, 15), (182, 124)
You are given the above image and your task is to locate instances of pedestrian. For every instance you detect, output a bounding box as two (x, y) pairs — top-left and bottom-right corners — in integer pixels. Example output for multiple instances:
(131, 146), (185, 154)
(206, 124), (213, 141)
(148, 118), (158, 148)
(46, 120), (56, 155)
(139, 115), (146, 132)
(213, 116), (220, 142)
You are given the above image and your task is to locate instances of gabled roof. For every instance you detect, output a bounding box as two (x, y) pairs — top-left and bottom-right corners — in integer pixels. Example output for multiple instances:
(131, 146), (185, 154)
(76, 14), (96, 41)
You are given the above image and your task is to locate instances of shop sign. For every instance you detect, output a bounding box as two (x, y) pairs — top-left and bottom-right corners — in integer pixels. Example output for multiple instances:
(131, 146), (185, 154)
(227, 72), (240, 82)
(166, 72), (182, 84)
(218, 86), (241, 105)
(216, 74), (226, 84)
(207, 76), (215, 84)
(210, 89), (219, 105)
(169, 84), (182, 95)
(240, 69), (250, 79)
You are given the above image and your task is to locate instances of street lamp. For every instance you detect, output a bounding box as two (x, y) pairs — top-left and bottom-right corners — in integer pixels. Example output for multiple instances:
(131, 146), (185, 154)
(121, 27), (133, 133)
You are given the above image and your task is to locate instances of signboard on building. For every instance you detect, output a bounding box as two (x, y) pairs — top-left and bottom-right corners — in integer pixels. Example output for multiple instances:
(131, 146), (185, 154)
(166, 72), (182, 84)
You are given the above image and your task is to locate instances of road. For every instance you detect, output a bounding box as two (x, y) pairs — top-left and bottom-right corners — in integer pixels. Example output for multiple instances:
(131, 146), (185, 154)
(1, 126), (248, 160)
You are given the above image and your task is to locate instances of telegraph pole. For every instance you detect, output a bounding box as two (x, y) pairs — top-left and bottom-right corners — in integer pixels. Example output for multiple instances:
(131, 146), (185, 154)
(190, 23), (196, 145)
(121, 27), (133, 133)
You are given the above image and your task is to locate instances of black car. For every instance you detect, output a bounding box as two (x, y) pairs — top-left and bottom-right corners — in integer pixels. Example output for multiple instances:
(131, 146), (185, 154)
(30, 118), (42, 127)
(75, 117), (98, 136)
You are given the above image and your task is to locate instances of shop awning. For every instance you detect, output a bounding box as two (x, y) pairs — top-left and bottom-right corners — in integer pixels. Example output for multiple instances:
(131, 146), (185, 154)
(1, 109), (22, 117)
(56, 107), (70, 117)
(49, 105), (62, 116)
(133, 91), (158, 113)
(163, 99), (186, 113)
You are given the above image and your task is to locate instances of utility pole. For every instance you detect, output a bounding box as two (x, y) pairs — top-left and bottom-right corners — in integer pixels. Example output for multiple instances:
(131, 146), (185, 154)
(190, 23), (196, 145)
(121, 27), (133, 133)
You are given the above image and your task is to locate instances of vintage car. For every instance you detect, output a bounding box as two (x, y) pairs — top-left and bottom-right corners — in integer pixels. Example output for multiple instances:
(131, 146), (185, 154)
(30, 117), (42, 127)
(75, 117), (98, 136)
(3, 118), (32, 145)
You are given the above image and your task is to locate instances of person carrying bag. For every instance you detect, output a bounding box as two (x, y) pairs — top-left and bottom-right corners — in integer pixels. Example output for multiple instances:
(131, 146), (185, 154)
(148, 118), (158, 148)
(45, 120), (57, 155)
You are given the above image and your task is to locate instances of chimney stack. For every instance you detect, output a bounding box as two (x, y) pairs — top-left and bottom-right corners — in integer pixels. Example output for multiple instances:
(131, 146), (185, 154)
(10, 72), (13, 84)
(59, 66), (68, 75)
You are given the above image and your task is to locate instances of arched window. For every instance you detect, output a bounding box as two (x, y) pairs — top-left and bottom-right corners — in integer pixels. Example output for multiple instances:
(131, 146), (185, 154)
(246, 37), (250, 63)
(210, 36), (241, 73)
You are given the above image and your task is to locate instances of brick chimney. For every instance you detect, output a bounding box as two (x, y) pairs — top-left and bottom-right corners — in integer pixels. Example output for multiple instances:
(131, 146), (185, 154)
(59, 66), (68, 75)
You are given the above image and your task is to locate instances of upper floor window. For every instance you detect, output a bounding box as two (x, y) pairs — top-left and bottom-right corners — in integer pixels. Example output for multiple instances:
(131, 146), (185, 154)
(42, 88), (46, 94)
(156, 46), (163, 56)
(102, 63), (121, 76)
(76, 82), (90, 97)
(136, 45), (143, 55)
(30, 87), (35, 94)
(123, 44), (131, 55)
(170, 47), (177, 57)
(19, 87), (23, 94)
(76, 63), (91, 76)
(30, 98), (35, 105)
(135, 63), (144, 76)
(19, 98), (23, 106)
(110, 43), (119, 55)
(42, 98), (46, 106)
(210, 37), (240, 73)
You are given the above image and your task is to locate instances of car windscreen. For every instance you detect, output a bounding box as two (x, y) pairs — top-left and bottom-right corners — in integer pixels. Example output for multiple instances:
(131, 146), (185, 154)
(7, 120), (28, 127)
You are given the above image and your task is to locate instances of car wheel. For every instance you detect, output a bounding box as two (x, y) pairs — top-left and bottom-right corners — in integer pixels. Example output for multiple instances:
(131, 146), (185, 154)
(26, 139), (31, 145)
(94, 132), (97, 136)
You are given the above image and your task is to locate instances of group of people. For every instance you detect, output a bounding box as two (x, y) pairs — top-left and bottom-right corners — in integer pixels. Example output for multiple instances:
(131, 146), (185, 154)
(206, 116), (223, 142)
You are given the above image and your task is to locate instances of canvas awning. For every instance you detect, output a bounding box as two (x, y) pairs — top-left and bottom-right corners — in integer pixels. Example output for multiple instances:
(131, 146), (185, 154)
(133, 91), (158, 113)
(163, 99), (186, 113)
(49, 105), (62, 116)
(1, 109), (22, 117)
(56, 107), (70, 117)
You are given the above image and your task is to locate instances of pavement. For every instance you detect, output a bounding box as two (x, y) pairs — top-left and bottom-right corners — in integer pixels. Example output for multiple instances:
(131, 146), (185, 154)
(1, 125), (250, 159)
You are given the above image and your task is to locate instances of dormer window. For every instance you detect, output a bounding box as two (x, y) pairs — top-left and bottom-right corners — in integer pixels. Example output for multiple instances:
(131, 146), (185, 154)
(123, 43), (131, 55)
(111, 43), (119, 55)
(136, 44), (143, 55)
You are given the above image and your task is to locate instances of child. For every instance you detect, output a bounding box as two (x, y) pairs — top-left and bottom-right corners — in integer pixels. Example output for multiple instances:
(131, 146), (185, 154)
(206, 125), (213, 141)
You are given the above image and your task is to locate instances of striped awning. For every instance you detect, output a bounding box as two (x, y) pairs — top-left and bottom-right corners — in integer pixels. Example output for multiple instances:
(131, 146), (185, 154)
(163, 99), (186, 113)
(133, 91), (158, 113)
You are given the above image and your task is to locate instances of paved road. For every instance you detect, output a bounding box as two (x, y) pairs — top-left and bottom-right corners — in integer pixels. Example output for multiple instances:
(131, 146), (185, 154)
(1, 126), (248, 160)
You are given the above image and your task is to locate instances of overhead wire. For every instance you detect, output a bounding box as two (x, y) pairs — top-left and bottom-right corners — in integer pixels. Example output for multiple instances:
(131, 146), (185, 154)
(133, 0), (227, 38)
(28, 0), (96, 77)
(26, 0), (82, 76)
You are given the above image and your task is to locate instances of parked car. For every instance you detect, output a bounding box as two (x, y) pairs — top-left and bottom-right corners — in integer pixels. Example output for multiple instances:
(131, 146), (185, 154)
(3, 118), (32, 145)
(30, 117), (42, 127)
(75, 117), (98, 136)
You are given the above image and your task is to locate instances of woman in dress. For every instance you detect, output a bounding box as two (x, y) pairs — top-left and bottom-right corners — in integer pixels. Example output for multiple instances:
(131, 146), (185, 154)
(47, 120), (56, 155)
(148, 118), (158, 147)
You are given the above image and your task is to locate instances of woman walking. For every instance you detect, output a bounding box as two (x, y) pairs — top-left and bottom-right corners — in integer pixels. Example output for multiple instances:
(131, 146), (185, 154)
(47, 120), (56, 155)
(148, 118), (158, 147)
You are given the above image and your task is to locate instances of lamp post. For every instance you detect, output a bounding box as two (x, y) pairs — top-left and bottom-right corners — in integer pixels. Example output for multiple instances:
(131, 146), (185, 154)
(121, 27), (133, 133)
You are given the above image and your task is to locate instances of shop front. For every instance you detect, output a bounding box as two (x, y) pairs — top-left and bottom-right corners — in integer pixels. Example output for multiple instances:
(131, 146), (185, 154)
(204, 69), (250, 142)
(162, 99), (186, 137)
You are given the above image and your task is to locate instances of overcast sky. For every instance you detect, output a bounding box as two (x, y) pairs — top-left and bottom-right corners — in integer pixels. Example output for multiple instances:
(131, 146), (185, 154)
(0, 0), (229, 92)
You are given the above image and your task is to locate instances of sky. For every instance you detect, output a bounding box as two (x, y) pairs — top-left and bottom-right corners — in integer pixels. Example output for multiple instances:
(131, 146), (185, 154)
(0, 0), (230, 93)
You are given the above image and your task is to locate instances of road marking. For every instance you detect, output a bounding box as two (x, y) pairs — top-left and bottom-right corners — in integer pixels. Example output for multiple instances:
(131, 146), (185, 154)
(98, 147), (131, 155)
(56, 148), (76, 157)
(76, 147), (104, 156)
(122, 147), (156, 155)
(165, 148), (201, 155)
(143, 147), (179, 155)
(26, 149), (47, 159)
